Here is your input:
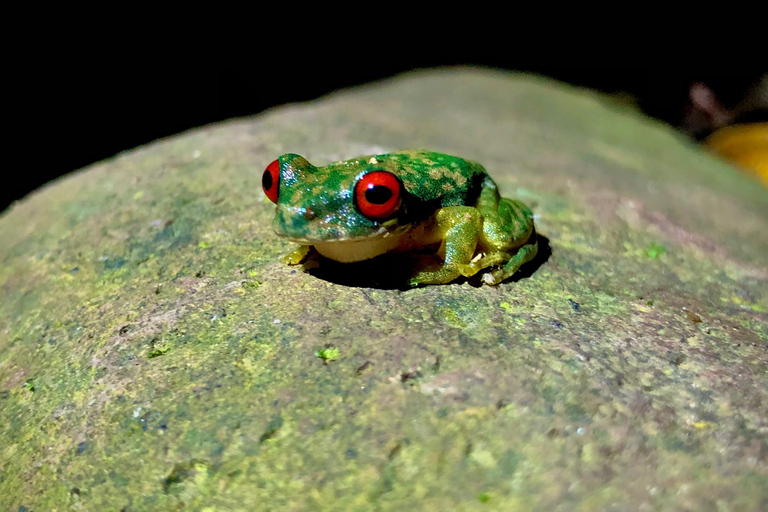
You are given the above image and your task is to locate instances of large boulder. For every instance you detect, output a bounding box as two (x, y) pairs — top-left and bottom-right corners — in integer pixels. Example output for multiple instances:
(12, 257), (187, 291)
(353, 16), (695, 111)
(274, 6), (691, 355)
(1, 69), (767, 511)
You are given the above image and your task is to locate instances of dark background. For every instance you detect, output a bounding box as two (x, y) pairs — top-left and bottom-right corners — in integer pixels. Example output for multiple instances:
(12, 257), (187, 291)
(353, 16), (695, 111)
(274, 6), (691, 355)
(5, 60), (765, 213)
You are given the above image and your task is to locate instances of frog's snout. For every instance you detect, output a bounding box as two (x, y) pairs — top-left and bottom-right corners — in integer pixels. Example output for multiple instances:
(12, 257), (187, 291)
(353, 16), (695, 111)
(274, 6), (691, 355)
(273, 205), (322, 240)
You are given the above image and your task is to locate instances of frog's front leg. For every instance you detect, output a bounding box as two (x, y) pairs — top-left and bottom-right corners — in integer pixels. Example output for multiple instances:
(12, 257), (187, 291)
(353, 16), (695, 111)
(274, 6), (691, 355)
(282, 245), (310, 265)
(409, 207), (482, 286)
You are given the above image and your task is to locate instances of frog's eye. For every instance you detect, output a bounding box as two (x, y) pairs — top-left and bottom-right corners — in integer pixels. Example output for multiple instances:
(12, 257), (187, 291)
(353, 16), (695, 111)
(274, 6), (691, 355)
(262, 159), (280, 203)
(354, 171), (402, 220)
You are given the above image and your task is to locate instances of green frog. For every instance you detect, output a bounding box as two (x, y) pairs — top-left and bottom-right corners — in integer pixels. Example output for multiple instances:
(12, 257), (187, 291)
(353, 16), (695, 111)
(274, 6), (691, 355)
(262, 150), (537, 286)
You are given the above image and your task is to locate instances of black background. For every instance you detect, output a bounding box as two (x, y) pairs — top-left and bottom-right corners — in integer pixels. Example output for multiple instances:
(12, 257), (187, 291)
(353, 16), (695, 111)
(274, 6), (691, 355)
(5, 59), (765, 213)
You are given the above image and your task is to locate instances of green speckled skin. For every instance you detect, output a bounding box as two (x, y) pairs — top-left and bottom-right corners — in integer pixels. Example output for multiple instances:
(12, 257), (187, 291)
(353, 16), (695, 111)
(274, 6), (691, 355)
(271, 150), (538, 285)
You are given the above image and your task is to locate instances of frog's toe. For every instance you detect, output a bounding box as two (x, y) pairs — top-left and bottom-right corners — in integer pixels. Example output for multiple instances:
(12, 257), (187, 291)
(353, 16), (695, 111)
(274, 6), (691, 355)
(458, 263), (481, 277)
(482, 271), (503, 286)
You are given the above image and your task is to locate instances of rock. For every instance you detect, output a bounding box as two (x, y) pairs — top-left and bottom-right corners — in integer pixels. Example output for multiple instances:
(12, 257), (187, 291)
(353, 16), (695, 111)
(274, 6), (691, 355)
(1, 68), (767, 511)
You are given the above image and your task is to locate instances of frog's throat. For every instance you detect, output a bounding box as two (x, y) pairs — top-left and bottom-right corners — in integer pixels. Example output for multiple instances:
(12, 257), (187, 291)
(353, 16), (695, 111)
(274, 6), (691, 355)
(282, 228), (409, 263)
(312, 234), (405, 262)
(278, 222), (410, 244)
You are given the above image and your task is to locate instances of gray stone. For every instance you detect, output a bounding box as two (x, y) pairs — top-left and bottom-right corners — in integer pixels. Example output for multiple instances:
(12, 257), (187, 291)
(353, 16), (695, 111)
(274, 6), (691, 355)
(1, 68), (767, 511)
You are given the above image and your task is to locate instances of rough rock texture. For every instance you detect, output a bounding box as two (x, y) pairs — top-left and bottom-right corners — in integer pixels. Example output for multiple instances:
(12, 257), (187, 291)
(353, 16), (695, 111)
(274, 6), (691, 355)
(1, 69), (767, 511)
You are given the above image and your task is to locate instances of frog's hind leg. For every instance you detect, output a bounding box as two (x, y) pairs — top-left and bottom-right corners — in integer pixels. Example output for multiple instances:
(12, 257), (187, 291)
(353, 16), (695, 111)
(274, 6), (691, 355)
(482, 236), (537, 285)
(458, 233), (538, 283)
(474, 188), (538, 284)
(458, 251), (511, 278)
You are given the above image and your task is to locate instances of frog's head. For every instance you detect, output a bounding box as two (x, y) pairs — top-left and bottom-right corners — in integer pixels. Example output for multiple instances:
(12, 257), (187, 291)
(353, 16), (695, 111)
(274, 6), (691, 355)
(263, 154), (413, 245)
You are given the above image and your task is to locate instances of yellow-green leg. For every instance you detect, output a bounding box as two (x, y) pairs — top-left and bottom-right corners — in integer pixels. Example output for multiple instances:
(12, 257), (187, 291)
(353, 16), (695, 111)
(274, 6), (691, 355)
(473, 191), (538, 284)
(409, 207), (482, 286)
(458, 251), (511, 278)
(282, 245), (310, 265)
(483, 239), (537, 285)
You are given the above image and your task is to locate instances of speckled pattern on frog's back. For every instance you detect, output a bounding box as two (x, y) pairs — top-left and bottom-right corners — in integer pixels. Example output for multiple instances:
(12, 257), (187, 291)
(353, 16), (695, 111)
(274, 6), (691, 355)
(274, 150), (490, 241)
(329, 150), (488, 207)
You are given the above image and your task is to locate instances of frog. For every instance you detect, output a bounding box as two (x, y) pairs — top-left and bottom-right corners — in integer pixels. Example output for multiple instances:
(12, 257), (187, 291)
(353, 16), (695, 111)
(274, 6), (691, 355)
(261, 150), (538, 286)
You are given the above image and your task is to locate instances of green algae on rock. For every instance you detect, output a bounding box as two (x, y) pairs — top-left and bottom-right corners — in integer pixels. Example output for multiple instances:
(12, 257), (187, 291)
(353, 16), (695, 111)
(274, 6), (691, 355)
(1, 68), (768, 511)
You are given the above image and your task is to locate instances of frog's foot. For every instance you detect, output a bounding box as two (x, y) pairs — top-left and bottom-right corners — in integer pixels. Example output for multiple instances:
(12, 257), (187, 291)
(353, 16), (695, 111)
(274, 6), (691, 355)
(482, 241), (538, 285)
(409, 267), (463, 287)
(458, 251), (511, 278)
(281, 245), (311, 265)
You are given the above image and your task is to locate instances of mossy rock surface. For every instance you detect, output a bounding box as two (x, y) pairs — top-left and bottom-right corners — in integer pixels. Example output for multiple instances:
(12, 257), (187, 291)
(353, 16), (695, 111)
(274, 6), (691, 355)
(1, 69), (767, 511)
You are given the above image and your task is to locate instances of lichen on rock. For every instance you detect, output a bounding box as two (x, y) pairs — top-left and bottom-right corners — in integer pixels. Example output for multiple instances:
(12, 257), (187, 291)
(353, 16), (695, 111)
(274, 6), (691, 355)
(1, 69), (767, 511)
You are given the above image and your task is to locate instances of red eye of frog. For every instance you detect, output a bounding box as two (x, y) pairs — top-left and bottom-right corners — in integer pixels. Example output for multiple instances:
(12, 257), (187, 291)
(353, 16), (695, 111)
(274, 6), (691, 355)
(354, 171), (402, 220)
(262, 159), (280, 203)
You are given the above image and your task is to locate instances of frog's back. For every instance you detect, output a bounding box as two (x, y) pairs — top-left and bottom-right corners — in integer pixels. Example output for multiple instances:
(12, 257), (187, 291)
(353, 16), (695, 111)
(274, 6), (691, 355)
(372, 150), (488, 208)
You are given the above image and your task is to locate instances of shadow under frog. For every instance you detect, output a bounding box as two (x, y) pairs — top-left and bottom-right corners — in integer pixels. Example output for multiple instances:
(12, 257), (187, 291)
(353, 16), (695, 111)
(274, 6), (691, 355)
(303, 235), (551, 290)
